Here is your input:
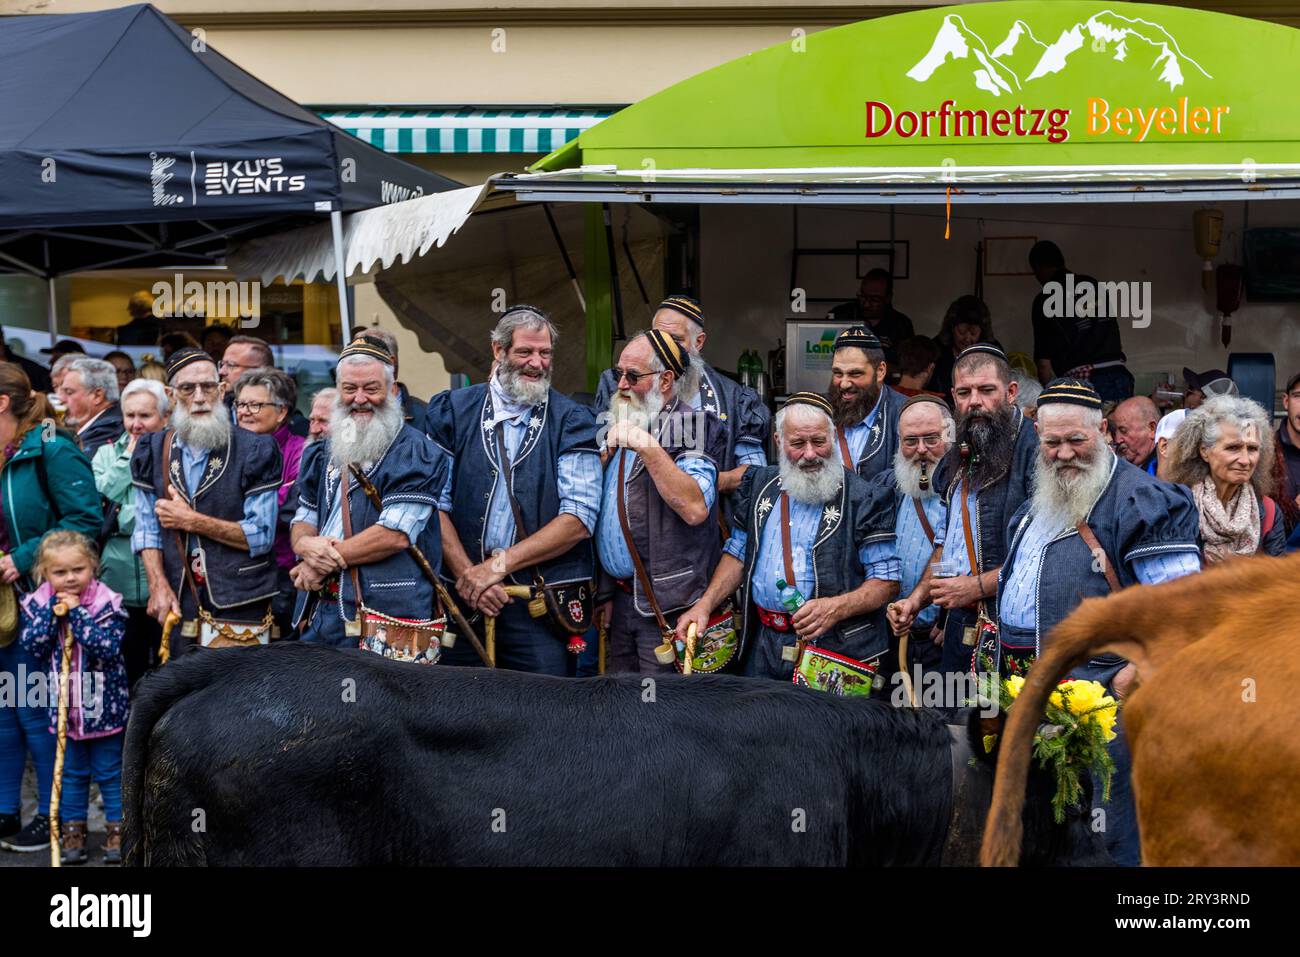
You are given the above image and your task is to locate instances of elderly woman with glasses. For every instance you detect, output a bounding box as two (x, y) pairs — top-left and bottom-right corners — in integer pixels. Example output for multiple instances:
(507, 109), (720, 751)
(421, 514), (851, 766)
(233, 368), (305, 637)
(1166, 394), (1287, 562)
(92, 378), (169, 689)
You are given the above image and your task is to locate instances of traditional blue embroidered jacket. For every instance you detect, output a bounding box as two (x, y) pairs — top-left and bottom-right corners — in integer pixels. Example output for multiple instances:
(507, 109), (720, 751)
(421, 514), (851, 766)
(291, 424), (448, 625)
(427, 384), (598, 587)
(731, 465), (897, 664)
(130, 426), (281, 613)
(998, 456), (1201, 684)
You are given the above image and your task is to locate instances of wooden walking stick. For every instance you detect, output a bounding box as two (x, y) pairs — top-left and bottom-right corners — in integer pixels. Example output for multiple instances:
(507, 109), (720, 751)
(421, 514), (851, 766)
(49, 602), (72, 868)
(346, 465), (493, 668)
(158, 609), (181, 666)
(598, 624), (607, 675)
(484, 616), (496, 667)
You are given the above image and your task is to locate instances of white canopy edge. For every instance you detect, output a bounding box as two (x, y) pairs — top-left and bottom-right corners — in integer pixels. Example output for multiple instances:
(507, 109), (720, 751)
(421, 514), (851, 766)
(226, 183), (491, 285)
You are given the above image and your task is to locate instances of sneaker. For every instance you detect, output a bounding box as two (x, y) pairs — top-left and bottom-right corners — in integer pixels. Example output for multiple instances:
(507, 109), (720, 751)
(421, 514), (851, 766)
(59, 821), (87, 866)
(0, 813), (19, 842)
(0, 813), (50, 853)
(103, 821), (122, 865)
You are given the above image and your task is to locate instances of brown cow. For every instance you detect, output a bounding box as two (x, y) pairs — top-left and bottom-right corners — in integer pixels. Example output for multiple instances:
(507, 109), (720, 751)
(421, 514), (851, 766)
(981, 552), (1300, 866)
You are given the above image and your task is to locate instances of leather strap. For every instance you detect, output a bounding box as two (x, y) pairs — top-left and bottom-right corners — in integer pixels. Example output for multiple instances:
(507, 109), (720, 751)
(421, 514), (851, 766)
(912, 497), (935, 546)
(835, 427), (854, 470)
(1075, 521), (1120, 592)
(340, 467), (364, 624)
(779, 492), (797, 589)
(161, 430), (204, 616)
(614, 450), (671, 635)
(958, 475), (990, 613)
(493, 424), (545, 590)
(958, 476), (979, 576)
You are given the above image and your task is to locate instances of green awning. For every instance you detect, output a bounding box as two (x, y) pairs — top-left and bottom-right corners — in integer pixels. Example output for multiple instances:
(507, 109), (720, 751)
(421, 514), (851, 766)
(318, 108), (619, 154)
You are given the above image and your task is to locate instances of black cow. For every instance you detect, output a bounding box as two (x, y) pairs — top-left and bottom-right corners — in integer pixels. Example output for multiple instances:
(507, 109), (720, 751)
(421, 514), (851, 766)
(122, 643), (1108, 866)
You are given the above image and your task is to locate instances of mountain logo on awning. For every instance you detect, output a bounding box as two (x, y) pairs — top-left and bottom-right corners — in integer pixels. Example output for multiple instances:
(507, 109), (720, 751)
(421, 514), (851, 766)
(907, 9), (1212, 96)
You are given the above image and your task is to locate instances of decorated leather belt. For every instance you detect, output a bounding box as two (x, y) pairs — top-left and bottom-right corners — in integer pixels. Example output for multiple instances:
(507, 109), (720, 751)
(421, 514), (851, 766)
(317, 574), (341, 603)
(756, 606), (794, 633)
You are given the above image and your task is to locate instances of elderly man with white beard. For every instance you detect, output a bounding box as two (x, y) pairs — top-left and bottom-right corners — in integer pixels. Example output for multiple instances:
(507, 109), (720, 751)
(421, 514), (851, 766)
(997, 378), (1201, 866)
(879, 395), (954, 683)
(426, 306), (601, 675)
(676, 393), (899, 682)
(594, 329), (727, 673)
(131, 348), (282, 657)
(290, 338), (450, 652)
(593, 296), (769, 500)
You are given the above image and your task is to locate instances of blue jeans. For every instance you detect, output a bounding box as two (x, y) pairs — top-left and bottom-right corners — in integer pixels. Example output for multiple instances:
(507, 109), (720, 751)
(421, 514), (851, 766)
(59, 733), (123, 823)
(299, 602), (352, 648)
(1093, 711), (1141, 866)
(0, 642), (57, 817)
(441, 599), (575, 676)
(1084, 366), (1135, 404)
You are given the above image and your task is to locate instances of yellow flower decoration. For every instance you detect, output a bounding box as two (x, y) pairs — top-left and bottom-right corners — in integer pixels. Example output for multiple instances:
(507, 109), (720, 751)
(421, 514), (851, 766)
(1004, 675), (1025, 699)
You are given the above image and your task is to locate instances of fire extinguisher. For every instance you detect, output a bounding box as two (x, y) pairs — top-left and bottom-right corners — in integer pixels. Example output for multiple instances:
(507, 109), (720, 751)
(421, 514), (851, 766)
(1215, 263), (1244, 348)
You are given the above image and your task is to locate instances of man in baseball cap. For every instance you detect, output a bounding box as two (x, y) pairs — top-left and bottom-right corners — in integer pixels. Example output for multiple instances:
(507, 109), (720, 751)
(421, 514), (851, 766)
(1182, 368), (1237, 409)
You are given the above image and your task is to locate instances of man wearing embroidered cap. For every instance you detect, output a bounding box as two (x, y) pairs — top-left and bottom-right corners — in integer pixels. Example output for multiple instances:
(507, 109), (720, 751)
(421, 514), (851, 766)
(130, 347), (283, 656)
(926, 344), (1037, 677)
(290, 337), (450, 652)
(998, 377), (1201, 865)
(594, 296), (769, 502)
(594, 329), (727, 673)
(426, 306), (600, 675)
(879, 394), (954, 683)
(826, 325), (907, 484)
(676, 392), (899, 681)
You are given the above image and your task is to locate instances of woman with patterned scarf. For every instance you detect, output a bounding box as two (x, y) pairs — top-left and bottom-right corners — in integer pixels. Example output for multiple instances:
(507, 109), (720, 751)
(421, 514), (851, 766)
(1166, 394), (1287, 562)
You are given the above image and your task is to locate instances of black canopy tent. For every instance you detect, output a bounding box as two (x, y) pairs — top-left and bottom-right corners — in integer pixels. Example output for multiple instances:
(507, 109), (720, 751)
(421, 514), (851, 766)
(0, 3), (456, 343)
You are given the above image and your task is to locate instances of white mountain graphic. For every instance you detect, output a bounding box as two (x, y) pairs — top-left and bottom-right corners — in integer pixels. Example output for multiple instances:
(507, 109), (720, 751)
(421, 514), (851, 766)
(907, 9), (1212, 96)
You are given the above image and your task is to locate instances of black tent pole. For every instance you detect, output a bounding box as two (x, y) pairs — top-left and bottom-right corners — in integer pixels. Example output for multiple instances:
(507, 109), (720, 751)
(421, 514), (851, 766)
(541, 203), (586, 313)
(602, 204), (624, 340)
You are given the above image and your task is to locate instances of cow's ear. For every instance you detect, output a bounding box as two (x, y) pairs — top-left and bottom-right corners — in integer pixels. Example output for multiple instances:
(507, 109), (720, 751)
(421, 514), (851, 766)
(970, 705), (1006, 764)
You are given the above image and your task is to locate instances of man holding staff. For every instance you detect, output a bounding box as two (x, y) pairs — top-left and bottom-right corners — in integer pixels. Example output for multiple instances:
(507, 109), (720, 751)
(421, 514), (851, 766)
(676, 392), (899, 681)
(290, 338), (449, 651)
(427, 306), (601, 676)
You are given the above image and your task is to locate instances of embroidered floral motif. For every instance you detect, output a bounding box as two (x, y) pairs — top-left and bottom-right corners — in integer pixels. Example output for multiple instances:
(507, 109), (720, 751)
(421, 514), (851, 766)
(822, 505), (842, 529)
(756, 497), (774, 522)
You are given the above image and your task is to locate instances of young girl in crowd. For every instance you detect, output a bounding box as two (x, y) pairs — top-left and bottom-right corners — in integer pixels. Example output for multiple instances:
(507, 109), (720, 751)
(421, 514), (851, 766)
(18, 531), (129, 865)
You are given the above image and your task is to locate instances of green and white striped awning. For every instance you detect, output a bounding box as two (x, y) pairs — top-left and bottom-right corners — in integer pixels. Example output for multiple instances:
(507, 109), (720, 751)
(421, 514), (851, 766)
(318, 108), (618, 154)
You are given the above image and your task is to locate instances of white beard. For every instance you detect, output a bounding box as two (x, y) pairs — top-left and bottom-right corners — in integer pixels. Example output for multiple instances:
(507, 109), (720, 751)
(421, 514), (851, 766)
(497, 362), (551, 407)
(780, 452), (844, 506)
(892, 447), (939, 500)
(172, 401), (232, 452)
(608, 387), (666, 435)
(329, 396), (404, 469)
(678, 348), (704, 403)
(1029, 445), (1114, 532)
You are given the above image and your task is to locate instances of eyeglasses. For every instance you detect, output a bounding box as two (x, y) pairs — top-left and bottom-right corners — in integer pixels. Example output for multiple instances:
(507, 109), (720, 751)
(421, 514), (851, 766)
(219, 359), (256, 371)
(173, 381), (221, 397)
(612, 366), (661, 387)
(900, 434), (944, 449)
(235, 400), (284, 414)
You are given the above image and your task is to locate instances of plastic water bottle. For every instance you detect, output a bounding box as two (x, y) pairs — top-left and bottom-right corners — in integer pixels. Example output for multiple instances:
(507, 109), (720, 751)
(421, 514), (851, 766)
(776, 578), (806, 613)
